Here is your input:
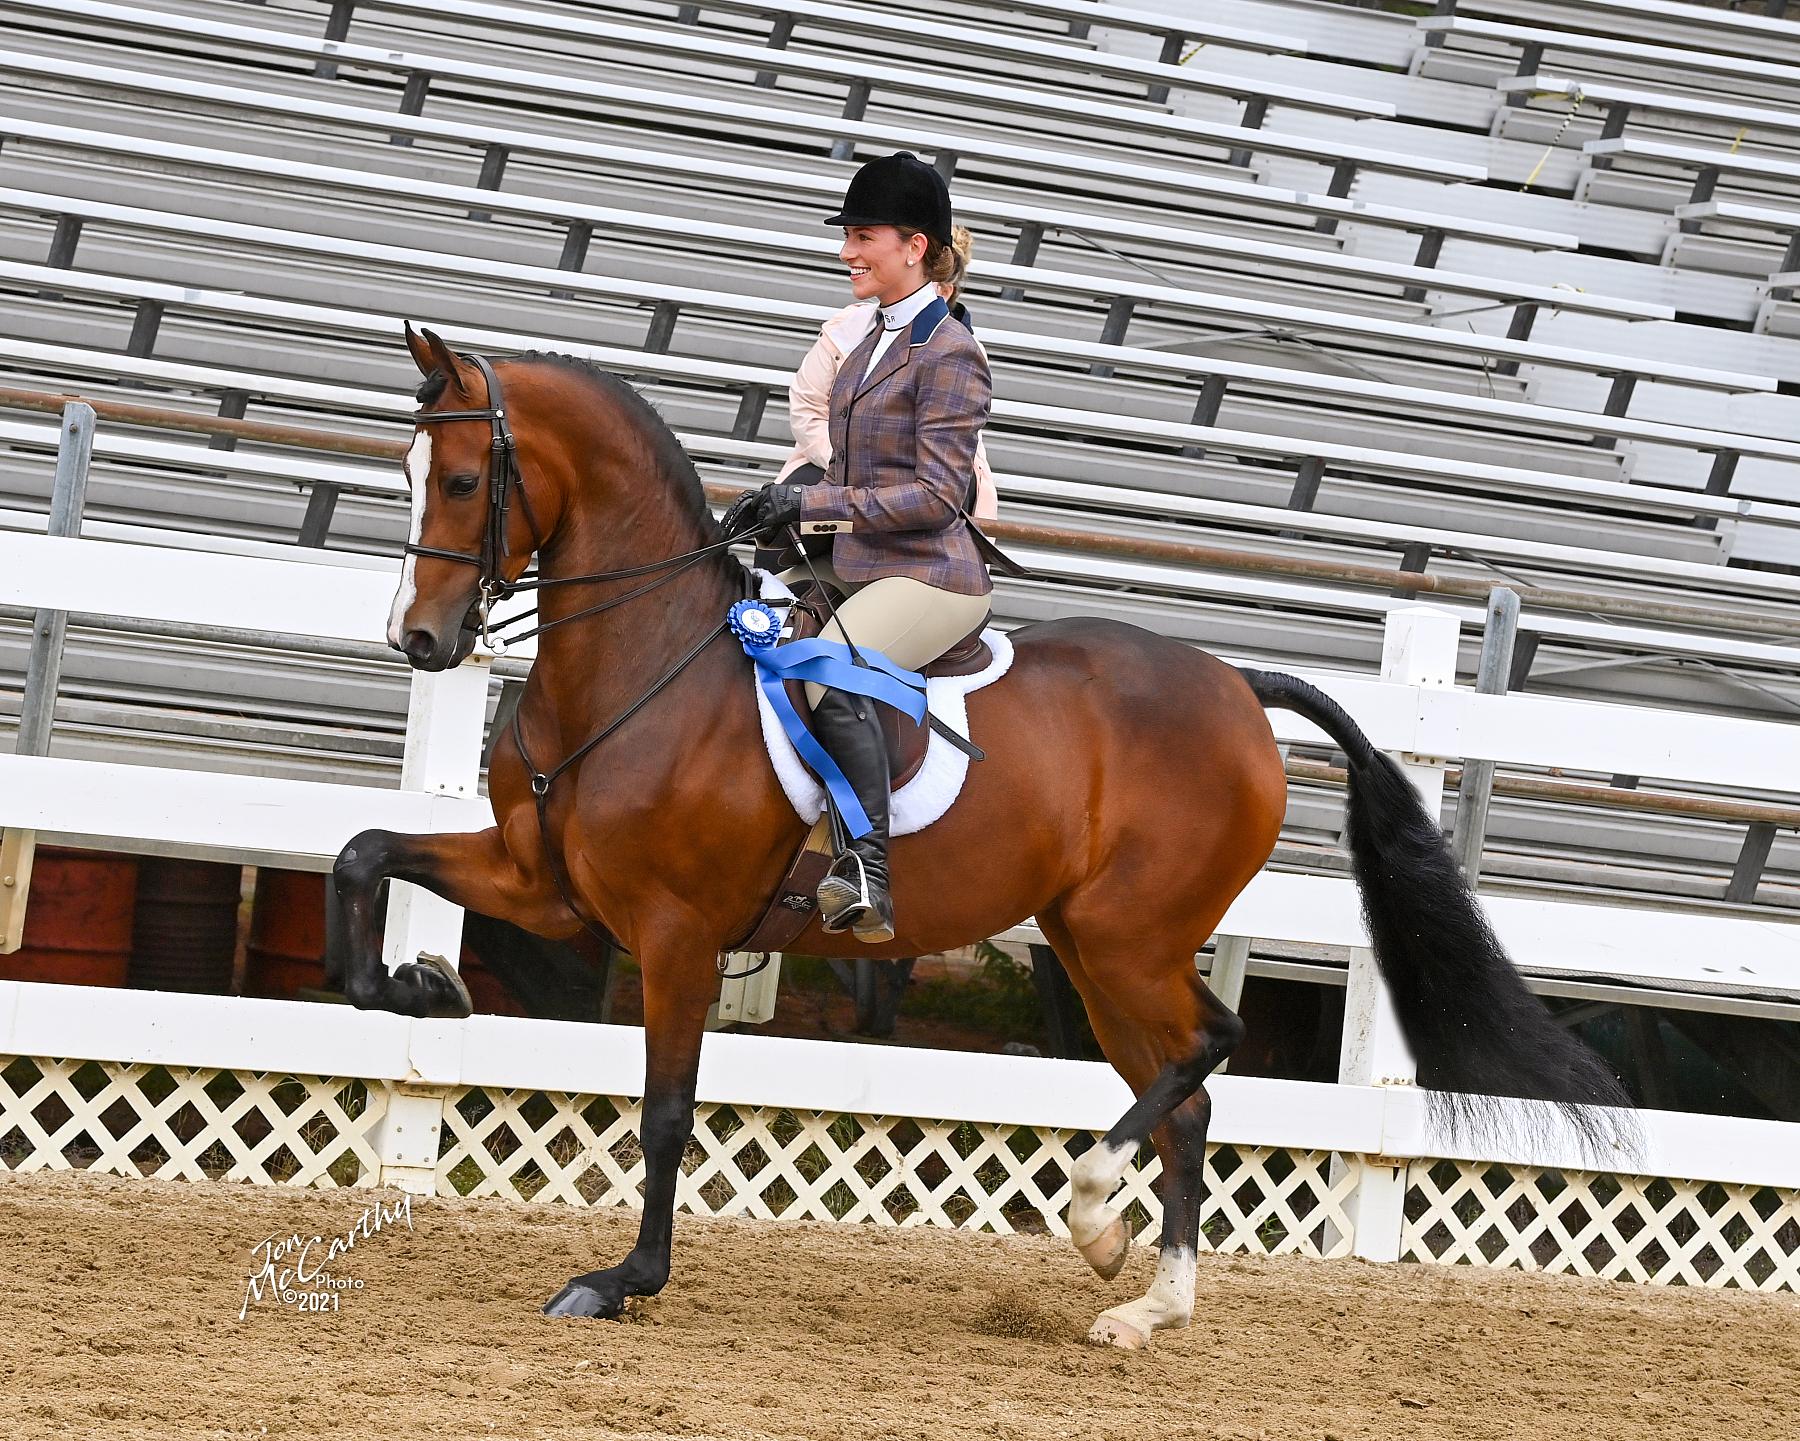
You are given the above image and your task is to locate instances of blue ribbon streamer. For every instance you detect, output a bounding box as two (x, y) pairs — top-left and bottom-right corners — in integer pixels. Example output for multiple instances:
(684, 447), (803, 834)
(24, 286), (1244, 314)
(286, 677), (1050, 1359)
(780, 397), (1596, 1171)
(737, 611), (928, 841)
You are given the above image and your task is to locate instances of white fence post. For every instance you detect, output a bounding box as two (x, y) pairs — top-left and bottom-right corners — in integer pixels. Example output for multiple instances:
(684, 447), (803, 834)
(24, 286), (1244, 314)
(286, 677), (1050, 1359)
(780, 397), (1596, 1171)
(1207, 934), (1251, 1074)
(372, 657), (492, 1192)
(1339, 604), (1459, 1261)
(379, 658), (491, 981)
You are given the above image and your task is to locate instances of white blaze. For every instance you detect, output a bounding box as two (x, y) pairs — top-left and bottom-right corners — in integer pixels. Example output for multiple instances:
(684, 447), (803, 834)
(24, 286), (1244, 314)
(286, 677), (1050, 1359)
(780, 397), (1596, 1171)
(386, 431), (433, 648)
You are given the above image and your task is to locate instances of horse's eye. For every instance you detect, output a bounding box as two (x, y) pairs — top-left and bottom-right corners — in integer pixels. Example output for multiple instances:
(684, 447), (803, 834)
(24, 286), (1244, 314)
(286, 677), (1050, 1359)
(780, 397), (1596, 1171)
(444, 473), (482, 498)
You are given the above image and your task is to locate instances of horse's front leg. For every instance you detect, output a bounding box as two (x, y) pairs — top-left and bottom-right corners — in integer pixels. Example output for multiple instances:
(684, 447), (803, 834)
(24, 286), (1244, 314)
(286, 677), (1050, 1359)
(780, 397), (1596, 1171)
(326, 825), (572, 1018)
(544, 934), (717, 1319)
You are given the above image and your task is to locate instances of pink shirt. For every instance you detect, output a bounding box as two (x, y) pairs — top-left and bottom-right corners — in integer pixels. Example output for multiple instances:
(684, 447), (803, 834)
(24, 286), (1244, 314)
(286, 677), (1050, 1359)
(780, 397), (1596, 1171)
(778, 302), (1000, 520)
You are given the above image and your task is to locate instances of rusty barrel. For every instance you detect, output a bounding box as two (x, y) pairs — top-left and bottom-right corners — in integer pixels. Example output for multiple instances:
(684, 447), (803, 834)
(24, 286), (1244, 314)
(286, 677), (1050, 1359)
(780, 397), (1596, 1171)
(1, 846), (137, 987)
(128, 857), (243, 994)
(245, 868), (328, 1000)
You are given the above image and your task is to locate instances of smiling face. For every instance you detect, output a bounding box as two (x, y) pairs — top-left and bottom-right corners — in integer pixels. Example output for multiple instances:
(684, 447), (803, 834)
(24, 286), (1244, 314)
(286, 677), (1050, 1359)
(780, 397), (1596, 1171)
(839, 224), (929, 306)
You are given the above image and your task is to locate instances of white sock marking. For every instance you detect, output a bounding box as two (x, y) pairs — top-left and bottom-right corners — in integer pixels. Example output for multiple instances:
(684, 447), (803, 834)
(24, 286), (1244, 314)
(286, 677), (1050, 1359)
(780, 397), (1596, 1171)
(1090, 1246), (1198, 1346)
(1068, 1138), (1132, 1247)
(386, 431), (432, 648)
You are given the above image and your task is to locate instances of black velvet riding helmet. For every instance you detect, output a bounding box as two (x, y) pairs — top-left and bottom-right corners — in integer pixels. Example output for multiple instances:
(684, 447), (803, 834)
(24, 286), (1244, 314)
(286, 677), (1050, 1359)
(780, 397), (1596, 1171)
(824, 151), (953, 247)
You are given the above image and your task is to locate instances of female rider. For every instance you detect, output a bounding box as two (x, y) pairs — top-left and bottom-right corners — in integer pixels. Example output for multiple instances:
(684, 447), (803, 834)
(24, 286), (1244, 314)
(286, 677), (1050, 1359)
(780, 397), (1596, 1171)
(724, 151), (994, 945)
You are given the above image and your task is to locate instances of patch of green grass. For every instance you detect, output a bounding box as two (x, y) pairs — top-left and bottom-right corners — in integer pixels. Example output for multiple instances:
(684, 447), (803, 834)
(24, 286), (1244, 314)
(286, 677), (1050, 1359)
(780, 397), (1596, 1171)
(903, 943), (1060, 1047)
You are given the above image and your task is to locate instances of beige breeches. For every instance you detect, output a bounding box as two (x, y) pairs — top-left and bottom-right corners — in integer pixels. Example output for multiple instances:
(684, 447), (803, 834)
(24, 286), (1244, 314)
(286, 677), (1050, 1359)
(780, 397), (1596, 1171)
(780, 561), (993, 710)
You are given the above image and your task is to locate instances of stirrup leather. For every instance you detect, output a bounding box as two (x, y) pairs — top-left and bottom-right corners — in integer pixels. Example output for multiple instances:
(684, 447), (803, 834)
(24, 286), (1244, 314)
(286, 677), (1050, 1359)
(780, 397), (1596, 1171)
(817, 850), (894, 943)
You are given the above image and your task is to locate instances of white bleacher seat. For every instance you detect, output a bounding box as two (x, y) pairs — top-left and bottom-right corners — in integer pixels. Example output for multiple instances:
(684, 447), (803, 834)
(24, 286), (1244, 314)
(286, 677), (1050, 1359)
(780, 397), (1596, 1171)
(1677, 199), (1800, 241)
(676, 0), (1313, 59)
(352, 0), (1385, 117)
(0, 119), (1745, 397)
(1584, 136), (1800, 203)
(1432, 0), (1800, 65)
(1417, 15), (1800, 89)
(12, 0), (1586, 250)
(1504, 76), (1800, 147)
(0, 48), (1665, 322)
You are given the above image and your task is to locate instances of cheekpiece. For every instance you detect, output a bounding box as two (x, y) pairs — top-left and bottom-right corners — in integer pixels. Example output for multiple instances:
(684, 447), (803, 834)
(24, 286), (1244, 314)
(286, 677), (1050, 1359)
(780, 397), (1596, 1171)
(728, 598), (782, 650)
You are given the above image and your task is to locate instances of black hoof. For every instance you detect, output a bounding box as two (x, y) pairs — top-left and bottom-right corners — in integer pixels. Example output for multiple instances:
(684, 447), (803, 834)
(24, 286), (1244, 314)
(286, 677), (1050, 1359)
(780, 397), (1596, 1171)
(543, 1281), (622, 1320)
(399, 953), (474, 1019)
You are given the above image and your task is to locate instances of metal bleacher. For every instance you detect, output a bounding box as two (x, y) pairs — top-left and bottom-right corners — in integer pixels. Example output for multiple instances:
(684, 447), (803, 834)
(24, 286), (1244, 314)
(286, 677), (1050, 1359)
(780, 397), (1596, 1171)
(1, 0), (1798, 939)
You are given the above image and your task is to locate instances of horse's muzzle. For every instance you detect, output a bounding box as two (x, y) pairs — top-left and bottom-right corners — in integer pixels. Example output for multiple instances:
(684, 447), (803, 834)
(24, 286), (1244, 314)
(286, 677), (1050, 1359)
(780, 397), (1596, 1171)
(397, 599), (484, 672)
(399, 629), (449, 670)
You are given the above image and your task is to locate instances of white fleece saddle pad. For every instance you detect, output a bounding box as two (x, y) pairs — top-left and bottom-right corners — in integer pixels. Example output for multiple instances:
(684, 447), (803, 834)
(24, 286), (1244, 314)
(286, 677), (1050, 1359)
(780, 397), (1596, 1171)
(751, 572), (1014, 838)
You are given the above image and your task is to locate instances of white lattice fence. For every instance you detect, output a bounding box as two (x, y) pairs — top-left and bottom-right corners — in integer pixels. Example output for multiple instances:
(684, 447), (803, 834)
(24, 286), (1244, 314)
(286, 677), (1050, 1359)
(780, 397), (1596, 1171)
(0, 1056), (384, 1187)
(433, 1085), (1361, 1256)
(1404, 1158), (1800, 1291)
(4, 979), (1799, 1291)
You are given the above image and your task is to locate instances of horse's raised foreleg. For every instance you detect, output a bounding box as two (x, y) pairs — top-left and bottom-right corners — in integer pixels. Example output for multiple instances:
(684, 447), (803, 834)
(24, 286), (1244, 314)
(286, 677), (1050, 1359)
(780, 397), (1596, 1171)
(543, 935), (717, 1320)
(327, 825), (572, 1018)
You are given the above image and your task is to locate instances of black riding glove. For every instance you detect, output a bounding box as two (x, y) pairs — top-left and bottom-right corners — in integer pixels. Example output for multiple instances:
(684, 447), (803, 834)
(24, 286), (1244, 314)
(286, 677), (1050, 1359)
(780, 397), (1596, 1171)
(721, 483), (804, 540)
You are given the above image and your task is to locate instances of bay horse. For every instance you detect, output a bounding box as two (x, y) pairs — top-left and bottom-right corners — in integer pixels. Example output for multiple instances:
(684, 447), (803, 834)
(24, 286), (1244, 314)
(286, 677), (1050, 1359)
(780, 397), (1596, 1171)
(328, 326), (1631, 1349)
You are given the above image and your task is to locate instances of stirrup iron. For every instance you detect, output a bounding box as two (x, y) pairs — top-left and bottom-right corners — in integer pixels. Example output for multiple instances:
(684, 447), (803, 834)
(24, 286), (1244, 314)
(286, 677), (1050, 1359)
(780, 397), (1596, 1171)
(817, 849), (894, 944)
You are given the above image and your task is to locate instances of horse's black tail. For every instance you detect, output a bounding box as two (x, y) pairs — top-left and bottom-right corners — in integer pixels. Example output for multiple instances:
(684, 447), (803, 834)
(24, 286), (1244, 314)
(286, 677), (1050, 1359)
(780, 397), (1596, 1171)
(1240, 667), (1638, 1159)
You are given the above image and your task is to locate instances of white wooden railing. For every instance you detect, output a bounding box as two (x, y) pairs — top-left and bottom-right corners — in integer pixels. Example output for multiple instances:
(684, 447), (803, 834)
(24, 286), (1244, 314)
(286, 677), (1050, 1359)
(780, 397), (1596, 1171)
(3, 504), (1800, 1286)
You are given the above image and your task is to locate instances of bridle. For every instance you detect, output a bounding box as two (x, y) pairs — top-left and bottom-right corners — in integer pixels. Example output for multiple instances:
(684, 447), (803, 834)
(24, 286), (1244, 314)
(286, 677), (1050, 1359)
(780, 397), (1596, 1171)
(406, 352), (547, 646)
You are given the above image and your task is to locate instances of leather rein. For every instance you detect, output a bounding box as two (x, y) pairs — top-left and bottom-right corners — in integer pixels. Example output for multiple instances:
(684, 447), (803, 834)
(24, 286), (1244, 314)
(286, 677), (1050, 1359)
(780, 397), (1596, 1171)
(408, 353), (753, 958)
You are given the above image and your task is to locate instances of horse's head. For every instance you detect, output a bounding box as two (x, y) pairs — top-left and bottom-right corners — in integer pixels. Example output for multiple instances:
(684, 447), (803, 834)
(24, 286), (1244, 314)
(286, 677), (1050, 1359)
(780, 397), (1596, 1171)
(389, 324), (542, 671)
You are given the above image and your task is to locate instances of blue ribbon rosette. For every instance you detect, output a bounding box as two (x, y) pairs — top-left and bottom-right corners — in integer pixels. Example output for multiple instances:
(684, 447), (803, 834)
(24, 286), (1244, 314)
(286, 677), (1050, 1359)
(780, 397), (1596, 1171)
(729, 598), (928, 839)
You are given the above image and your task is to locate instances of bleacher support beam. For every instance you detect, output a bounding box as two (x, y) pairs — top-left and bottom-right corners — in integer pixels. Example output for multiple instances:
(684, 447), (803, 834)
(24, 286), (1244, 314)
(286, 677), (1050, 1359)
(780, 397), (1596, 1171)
(1000, 222), (1045, 302)
(4, 402), (94, 953)
(1227, 97), (1270, 167)
(1146, 32), (1183, 106)
(315, 0), (355, 79)
(829, 79), (871, 161)
(1314, 162), (1359, 235)
(298, 483), (343, 548)
(125, 299), (163, 360)
(1453, 587), (1520, 887)
(1727, 823), (1779, 905)
(754, 14), (795, 88)
(1493, 303), (1540, 378)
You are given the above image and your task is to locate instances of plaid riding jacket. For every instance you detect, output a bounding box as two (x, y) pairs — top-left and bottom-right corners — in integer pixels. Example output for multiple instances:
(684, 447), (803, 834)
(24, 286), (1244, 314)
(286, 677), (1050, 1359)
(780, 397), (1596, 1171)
(795, 297), (994, 597)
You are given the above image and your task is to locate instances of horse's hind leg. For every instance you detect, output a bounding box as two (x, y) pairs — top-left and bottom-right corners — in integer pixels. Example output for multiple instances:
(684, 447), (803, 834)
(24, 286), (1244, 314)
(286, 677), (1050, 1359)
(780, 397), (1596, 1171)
(1040, 909), (1243, 1350)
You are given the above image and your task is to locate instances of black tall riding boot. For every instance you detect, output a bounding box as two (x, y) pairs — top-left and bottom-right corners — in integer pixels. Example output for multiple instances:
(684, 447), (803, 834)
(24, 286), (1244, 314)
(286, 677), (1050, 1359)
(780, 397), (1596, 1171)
(810, 686), (895, 944)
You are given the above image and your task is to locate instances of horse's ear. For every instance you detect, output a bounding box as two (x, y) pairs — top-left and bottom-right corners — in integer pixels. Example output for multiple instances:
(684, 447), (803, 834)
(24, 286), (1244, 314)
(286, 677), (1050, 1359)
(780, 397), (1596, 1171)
(405, 323), (471, 397)
(403, 320), (435, 377)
